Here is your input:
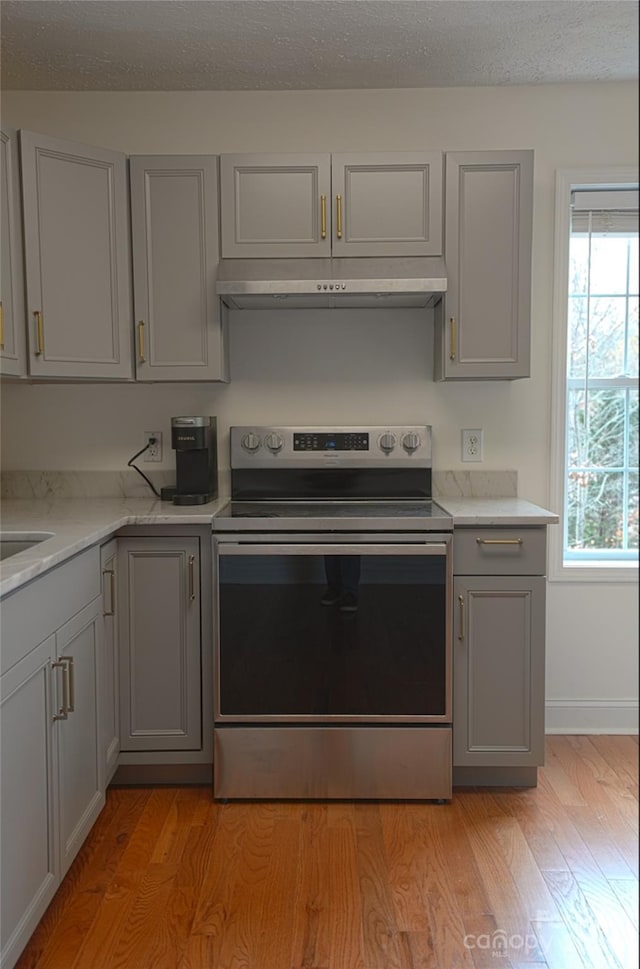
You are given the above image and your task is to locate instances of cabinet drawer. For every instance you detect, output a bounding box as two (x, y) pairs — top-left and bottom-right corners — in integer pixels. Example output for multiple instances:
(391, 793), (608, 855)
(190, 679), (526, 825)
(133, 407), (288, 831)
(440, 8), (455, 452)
(453, 527), (546, 575)
(1, 545), (101, 674)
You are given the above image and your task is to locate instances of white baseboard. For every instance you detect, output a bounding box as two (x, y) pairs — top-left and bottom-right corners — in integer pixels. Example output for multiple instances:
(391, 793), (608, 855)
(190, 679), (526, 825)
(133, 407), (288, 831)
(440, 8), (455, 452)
(545, 699), (639, 734)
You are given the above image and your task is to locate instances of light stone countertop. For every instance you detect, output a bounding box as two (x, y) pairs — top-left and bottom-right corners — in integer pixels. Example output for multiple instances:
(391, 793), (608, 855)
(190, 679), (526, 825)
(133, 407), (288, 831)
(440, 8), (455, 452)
(436, 497), (559, 527)
(0, 494), (558, 598)
(0, 497), (226, 597)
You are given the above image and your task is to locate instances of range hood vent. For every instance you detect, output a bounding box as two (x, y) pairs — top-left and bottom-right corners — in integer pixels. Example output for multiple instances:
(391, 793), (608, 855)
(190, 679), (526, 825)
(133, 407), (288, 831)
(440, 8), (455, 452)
(216, 257), (447, 310)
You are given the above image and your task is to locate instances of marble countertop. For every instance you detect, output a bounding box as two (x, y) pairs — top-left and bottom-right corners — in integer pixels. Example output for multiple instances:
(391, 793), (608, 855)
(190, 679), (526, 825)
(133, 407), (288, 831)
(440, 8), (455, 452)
(436, 497), (559, 527)
(0, 494), (558, 597)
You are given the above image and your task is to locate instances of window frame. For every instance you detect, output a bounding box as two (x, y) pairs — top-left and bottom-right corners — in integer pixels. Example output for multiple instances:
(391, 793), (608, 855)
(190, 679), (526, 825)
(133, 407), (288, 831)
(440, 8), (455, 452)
(549, 167), (639, 583)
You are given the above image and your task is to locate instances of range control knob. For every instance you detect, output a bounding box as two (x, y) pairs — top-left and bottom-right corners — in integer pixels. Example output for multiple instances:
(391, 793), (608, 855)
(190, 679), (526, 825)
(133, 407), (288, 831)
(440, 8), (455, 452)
(378, 432), (397, 453)
(241, 432), (261, 452)
(264, 432), (284, 452)
(402, 432), (421, 453)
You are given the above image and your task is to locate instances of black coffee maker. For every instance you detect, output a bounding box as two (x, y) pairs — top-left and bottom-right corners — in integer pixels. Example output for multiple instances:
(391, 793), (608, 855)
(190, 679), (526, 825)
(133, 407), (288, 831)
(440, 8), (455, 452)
(170, 416), (218, 505)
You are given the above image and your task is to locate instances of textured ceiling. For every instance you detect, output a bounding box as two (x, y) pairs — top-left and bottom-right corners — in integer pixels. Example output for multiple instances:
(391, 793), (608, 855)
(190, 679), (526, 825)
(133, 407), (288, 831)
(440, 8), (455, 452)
(1, 0), (638, 92)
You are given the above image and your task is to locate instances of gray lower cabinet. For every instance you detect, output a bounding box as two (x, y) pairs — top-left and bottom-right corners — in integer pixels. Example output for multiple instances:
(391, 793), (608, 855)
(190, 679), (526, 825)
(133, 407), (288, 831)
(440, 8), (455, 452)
(220, 151), (443, 258)
(129, 155), (228, 382)
(118, 536), (201, 752)
(0, 552), (104, 969)
(54, 600), (105, 876)
(0, 127), (27, 378)
(100, 540), (120, 783)
(434, 150), (534, 380)
(453, 527), (546, 770)
(19, 129), (133, 380)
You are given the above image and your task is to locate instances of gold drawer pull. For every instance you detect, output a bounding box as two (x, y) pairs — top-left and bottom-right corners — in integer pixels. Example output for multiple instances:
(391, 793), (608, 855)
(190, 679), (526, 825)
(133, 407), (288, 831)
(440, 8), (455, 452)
(52, 659), (69, 721)
(320, 195), (327, 240)
(34, 311), (44, 355)
(137, 320), (146, 363)
(103, 568), (116, 616)
(476, 538), (524, 546)
(336, 194), (343, 239)
(449, 317), (456, 360)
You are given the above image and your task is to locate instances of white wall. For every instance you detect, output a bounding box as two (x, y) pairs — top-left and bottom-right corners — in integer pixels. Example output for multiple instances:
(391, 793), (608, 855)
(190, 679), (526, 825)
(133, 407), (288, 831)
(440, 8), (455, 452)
(1, 83), (638, 730)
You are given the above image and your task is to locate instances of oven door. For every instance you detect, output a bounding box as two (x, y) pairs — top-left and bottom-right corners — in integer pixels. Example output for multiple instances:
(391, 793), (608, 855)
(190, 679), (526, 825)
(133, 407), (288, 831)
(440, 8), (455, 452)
(214, 533), (451, 724)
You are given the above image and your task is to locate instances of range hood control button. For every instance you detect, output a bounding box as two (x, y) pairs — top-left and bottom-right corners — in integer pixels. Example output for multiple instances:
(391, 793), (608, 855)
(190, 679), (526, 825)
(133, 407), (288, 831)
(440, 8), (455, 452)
(265, 433), (284, 453)
(378, 432), (397, 453)
(241, 432), (261, 452)
(402, 432), (421, 453)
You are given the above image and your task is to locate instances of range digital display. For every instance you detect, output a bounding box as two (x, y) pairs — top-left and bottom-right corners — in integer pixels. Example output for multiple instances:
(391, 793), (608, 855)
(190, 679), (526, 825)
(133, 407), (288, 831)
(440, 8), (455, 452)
(293, 432), (369, 451)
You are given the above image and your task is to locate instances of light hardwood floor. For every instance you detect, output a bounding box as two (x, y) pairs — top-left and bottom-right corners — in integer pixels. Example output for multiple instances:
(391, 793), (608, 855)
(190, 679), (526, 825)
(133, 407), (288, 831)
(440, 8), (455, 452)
(15, 735), (638, 969)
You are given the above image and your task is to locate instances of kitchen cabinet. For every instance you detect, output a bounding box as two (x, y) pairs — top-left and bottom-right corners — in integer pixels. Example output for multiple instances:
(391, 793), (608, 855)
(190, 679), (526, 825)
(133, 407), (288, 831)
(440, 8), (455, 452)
(20, 129), (133, 380)
(434, 149), (533, 380)
(0, 547), (104, 969)
(0, 127), (27, 378)
(118, 536), (202, 752)
(452, 527), (546, 773)
(100, 540), (120, 783)
(220, 151), (443, 258)
(129, 155), (229, 382)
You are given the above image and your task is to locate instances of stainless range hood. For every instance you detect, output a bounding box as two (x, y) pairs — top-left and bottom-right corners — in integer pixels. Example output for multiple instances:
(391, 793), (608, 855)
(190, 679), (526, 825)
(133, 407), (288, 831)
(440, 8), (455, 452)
(216, 257), (447, 310)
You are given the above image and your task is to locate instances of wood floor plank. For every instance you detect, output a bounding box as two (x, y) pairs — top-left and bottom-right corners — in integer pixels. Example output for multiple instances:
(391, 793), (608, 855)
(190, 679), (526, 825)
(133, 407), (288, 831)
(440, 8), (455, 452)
(607, 877), (639, 930)
(542, 869), (627, 969)
(354, 803), (411, 969)
(326, 808), (367, 969)
(289, 804), (331, 969)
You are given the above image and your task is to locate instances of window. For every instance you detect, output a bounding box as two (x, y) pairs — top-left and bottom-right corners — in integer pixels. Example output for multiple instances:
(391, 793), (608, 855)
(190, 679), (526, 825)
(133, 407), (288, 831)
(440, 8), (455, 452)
(551, 171), (639, 579)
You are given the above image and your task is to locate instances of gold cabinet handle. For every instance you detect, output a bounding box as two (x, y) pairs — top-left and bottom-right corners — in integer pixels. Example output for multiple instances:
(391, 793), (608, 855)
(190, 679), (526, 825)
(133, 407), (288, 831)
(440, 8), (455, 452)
(458, 594), (465, 641)
(34, 311), (44, 355)
(188, 554), (196, 602)
(137, 320), (146, 363)
(320, 195), (327, 240)
(476, 538), (524, 546)
(102, 568), (116, 616)
(0, 301), (4, 350)
(336, 194), (343, 240)
(67, 656), (75, 713)
(449, 317), (457, 361)
(52, 659), (70, 721)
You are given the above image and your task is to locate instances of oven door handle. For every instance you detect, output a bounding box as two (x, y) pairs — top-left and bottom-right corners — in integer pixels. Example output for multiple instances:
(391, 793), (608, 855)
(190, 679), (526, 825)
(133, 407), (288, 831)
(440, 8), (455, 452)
(217, 543), (448, 556)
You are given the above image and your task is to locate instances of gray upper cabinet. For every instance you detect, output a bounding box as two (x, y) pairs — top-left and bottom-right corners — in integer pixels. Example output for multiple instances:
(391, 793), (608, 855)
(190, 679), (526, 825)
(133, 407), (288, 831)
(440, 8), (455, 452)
(435, 150), (533, 380)
(0, 127), (27, 378)
(331, 152), (443, 256)
(220, 151), (443, 258)
(130, 155), (229, 382)
(220, 153), (332, 258)
(20, 130), (133, 380)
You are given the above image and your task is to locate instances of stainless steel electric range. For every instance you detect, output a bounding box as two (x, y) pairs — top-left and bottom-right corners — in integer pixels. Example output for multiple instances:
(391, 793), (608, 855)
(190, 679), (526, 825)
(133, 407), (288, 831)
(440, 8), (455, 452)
(212, 426), (453, 801)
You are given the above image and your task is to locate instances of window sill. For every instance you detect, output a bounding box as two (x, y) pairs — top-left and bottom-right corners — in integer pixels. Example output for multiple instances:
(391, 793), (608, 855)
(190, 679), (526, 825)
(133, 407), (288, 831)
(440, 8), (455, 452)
(550, 559), (639, 583)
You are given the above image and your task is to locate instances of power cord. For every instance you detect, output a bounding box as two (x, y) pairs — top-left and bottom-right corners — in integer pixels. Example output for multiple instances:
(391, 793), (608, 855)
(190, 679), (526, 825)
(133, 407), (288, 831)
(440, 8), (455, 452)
(127, 439), (161, 498)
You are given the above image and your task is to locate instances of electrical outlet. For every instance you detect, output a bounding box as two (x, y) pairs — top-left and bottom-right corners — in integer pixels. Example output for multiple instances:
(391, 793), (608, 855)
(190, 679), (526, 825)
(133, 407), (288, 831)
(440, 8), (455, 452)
(461, 428), (483, 462)
(144, 431), (162, 463)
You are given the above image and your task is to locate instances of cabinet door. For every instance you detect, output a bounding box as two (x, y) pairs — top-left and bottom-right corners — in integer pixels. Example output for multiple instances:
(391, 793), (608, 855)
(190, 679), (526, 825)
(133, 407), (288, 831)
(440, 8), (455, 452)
(331, 152), (443, 256)
(453, 575), (545, 767)
(100, 540), (119, 783)
(0, 637), (59, 968)
(20, 130), (133, 379)
(130, 155), (228, 382)
(118, 537), (201, 751)
(0, 127), (27, 378)
(55, 598), (105, 878)
(220, 153), (331, 258)
(435, 150), (533, 380)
